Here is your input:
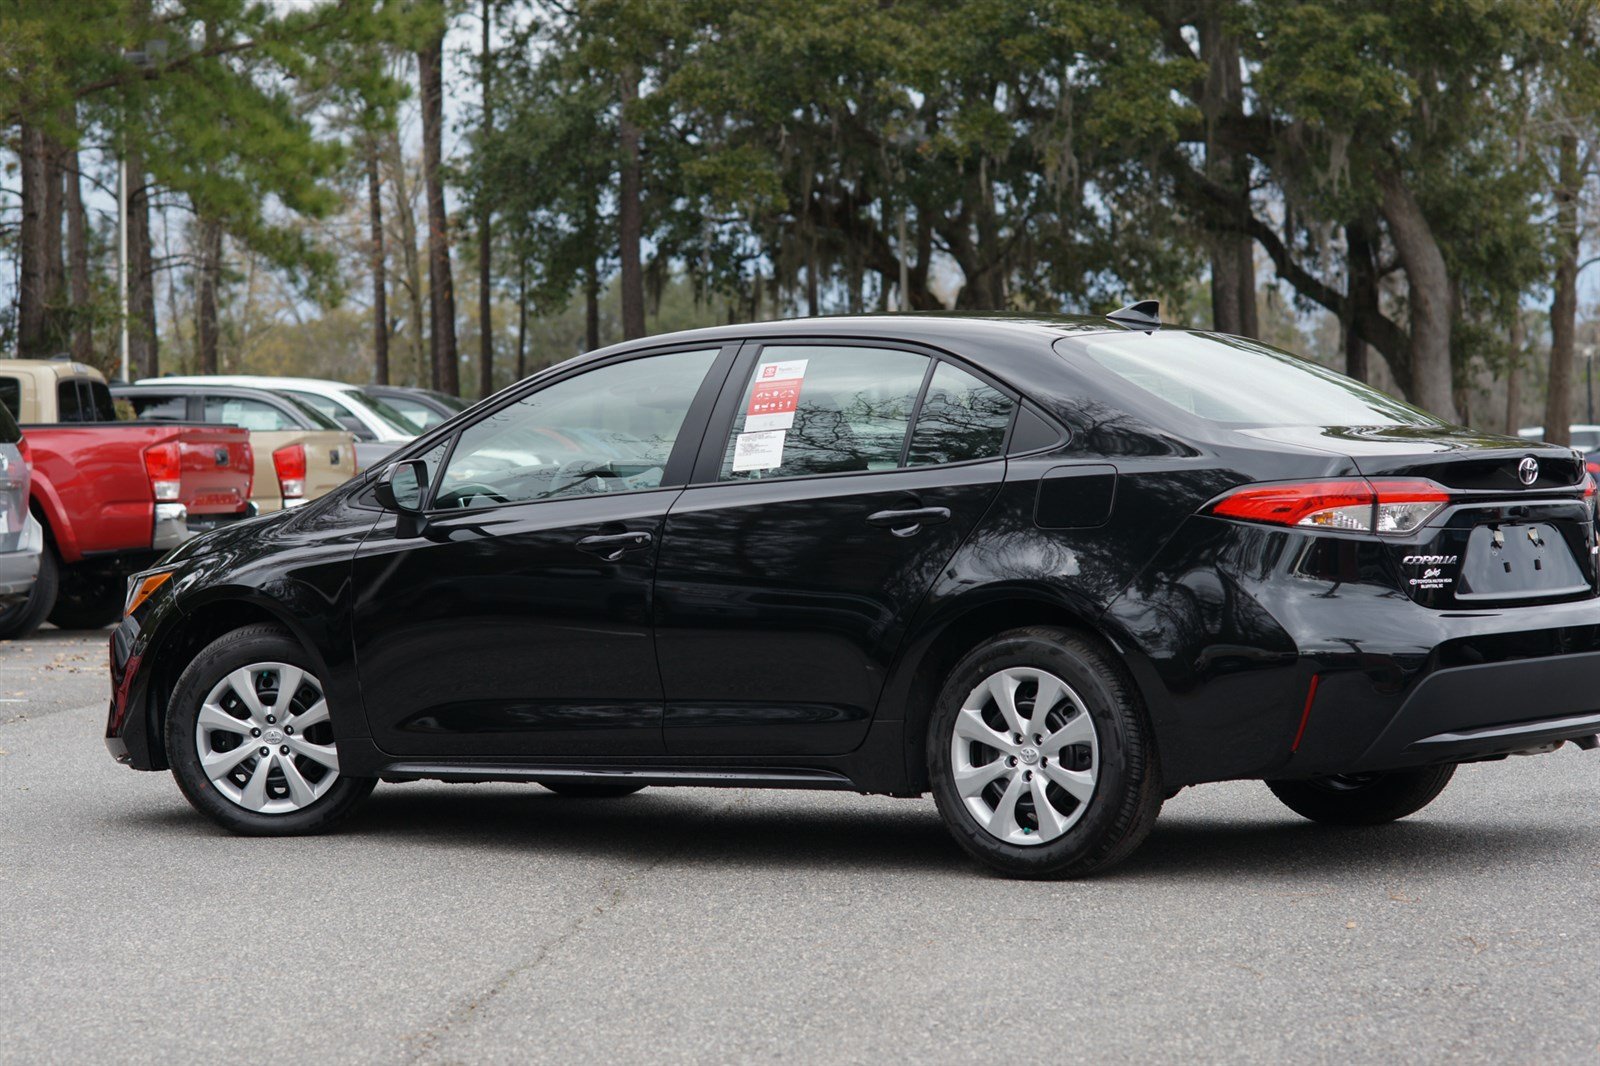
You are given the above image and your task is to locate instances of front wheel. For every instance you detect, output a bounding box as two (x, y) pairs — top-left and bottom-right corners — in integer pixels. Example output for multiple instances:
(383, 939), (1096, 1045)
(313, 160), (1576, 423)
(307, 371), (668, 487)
(928, 626), (1163, 879)
(166, 623), (375, 835)
(1266, 765), (1455, 826)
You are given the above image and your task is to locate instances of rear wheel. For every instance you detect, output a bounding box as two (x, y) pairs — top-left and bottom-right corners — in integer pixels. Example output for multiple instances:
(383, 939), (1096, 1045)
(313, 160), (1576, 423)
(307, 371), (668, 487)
(1265, 765), (1455, 826)
(537, 780), (646, 799)
(0, 544), (57, 640)
(166, 623), (374, 835)
(928, 626), (1162, 879)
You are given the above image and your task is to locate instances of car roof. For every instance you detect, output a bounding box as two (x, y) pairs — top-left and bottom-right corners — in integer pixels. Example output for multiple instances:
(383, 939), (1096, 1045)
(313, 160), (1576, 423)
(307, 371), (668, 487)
(541, 312), (1145, 396)
(113, 381), (299, 403)
(135, 375), (365, 395)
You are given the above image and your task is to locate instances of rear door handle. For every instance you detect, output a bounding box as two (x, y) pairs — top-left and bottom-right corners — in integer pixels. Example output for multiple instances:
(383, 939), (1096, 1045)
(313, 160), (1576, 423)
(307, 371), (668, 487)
(576, 530), (653, 561)
(866, 506), (951, 537)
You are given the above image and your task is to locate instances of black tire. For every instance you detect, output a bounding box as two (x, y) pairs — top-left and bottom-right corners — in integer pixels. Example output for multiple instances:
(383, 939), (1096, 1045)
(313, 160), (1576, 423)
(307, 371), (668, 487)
(0, 543), (58, 640)
(928, 626), (1163, 879)
(1265, 765), (1455, 826)
(47, 568), (123, 630)
(537, 780), (647, 799)
(166, 623), (375, 835)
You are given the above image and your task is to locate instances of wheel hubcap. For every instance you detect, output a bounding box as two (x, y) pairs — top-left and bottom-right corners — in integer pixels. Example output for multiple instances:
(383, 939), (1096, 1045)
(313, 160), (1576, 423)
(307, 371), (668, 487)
(194, 662), (339, 814)
(949, 666), (1099, 846)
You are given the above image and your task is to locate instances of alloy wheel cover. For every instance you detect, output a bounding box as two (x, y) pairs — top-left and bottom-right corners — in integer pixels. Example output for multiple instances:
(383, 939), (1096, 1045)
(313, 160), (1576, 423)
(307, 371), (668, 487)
(949, 666), (1099, 846)
(194, 661), (340, 814)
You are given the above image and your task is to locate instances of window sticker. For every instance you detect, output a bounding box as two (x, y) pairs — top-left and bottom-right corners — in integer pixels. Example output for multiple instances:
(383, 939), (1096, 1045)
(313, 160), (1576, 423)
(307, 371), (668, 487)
(731, 429), (786, 472)
(744, 359), (808, 432)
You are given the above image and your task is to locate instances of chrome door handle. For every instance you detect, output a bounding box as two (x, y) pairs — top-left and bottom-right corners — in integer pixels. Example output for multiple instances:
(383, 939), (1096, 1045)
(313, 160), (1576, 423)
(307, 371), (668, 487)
(576, 530), (653, 561)
(866, 506), (951, 537)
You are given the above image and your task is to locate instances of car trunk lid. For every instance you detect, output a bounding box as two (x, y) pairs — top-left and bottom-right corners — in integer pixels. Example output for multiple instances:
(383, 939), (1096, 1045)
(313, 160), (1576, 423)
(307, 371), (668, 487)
(1241, 424), (1595, 608)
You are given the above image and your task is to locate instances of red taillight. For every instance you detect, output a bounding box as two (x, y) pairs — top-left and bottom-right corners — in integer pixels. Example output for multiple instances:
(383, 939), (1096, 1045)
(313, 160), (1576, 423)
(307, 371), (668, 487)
(1209, 478), (1449, 535)
(272, 443), (306, 500)
(143, 442), (181, 502)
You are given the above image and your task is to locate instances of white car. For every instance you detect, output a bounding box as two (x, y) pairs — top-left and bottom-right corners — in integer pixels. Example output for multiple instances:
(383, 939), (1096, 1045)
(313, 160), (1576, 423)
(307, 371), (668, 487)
(1518, 424), (1600, 453)
(134, 376), (417, 471)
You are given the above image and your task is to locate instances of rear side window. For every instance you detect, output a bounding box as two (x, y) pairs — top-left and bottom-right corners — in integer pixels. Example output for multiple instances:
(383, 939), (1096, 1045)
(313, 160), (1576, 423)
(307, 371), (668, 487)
(125, 393), (189, 421)
(907, 362), (1015, 466)
(86, 381), (116, 421)
(0, 399), (17, 444)
(718, 345), (929, 480)
(204, 396), (297, 432)
(0, 377), (20, 421)
(55, 379), (116, 423)
(56, 380), (84, 423)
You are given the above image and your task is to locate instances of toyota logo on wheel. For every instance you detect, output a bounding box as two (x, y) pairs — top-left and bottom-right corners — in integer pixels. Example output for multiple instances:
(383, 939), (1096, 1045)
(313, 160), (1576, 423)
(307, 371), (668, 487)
(1518, 456), (1539, 486)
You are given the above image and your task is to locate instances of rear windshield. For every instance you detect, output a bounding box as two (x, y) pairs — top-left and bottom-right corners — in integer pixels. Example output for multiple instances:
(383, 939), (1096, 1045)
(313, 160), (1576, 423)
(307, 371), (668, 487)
(1075, 331), (1443, 427)
(0, 400), (17, 444)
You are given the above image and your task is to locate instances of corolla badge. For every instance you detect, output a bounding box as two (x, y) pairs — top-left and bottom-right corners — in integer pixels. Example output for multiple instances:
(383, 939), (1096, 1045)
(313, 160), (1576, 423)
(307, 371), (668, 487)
(1518, 456), (1539, 486)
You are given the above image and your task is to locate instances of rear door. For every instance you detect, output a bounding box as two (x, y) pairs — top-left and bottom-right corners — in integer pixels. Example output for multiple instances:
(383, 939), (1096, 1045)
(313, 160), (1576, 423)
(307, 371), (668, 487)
(654, 342), (1016, 756)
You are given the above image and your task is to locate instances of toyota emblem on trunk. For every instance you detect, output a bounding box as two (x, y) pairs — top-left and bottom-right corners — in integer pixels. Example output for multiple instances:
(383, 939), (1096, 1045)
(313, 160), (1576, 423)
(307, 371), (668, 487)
(1518, 456), (1539, 486)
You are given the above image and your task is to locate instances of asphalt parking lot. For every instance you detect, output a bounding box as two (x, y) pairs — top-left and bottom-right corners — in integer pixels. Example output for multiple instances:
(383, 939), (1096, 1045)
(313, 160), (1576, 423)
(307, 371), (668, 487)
(3, 630), (1599, 1064)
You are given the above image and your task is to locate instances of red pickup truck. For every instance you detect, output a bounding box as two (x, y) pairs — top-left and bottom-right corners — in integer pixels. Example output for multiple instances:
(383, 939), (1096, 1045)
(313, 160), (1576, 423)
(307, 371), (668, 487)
(0, 360), (255, 638)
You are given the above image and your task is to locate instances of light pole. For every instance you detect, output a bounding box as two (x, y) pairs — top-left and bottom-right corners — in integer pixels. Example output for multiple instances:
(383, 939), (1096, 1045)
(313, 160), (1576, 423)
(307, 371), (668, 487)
(1586, 344), (1598, 427)
(117, 153), (128, 383)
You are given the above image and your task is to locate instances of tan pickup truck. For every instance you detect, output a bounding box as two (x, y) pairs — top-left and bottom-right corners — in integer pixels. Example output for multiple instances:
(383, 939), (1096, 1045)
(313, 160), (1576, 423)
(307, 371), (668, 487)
(113, 383), (356, 513)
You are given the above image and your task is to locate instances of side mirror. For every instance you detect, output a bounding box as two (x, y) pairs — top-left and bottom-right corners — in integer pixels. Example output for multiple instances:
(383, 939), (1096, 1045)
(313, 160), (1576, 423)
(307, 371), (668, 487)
(374, 459), (428, 515)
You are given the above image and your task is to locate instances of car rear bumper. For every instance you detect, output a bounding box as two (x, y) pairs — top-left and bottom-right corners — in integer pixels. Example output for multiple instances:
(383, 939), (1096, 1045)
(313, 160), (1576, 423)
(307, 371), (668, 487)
(0, 514), (44, 599)
(1111, 518), (1600, 785)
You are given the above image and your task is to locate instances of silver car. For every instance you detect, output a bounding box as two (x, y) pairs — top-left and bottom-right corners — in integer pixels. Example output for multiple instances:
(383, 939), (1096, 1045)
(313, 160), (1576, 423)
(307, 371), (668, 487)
(0, 409), (44, 638)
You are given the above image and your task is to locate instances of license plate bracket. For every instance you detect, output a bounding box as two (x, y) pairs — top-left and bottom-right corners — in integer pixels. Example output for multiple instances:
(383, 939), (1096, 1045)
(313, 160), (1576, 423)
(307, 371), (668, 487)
(1456, 522), (1588, 601)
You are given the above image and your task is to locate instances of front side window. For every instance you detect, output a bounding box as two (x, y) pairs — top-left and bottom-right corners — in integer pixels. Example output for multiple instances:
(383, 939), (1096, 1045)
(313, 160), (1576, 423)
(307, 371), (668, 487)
(0, 377), (22, 421)
(718, 345), (929, 480)
(433, 347), (718, 511)
(204, 396), (297, 432)
(284, 391), (373, 440)
(386, 395), (443, 431)
(908, 362), (1015, 466)
(125, 393), (188, 421)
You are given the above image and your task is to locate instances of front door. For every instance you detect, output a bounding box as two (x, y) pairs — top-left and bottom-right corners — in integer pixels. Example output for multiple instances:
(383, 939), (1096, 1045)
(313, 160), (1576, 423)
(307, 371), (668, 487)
(353, 346), (726, 758)
(655, 343), (1018, 755)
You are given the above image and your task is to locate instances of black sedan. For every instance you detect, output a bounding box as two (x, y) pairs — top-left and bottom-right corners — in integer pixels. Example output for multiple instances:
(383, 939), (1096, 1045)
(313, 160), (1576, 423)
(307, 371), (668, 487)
(105, 309), (1600, 878)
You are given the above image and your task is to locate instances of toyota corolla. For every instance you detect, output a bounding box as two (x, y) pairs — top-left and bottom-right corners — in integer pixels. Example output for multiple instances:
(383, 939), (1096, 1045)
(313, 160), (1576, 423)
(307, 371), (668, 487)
(106, 308), (1600, 878)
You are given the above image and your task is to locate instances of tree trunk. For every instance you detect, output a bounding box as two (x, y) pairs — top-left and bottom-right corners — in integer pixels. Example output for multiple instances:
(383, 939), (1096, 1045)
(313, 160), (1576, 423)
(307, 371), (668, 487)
(42, 136), (67, 351)
(195, 214), (223, 374)
(1342, 219), (1375, 381)
(806, 236), (820, 317)
(366, 134), (389, 386)
(65, 145), (92, 363)
(18, 124), (49, 357)
(585, 260), (600, 352)
(419, 29), (459, 395)
(617, 64), (646, 340)
(384, 129), (426, 387)
(1378, 171), (1457, 423)
(1544, 132), (1580, 446)
(477, 0), (494, 399)
(1200, 8), (1256, 337)
(1505, 311), (1524, 436)
(127, 148), (159, 379)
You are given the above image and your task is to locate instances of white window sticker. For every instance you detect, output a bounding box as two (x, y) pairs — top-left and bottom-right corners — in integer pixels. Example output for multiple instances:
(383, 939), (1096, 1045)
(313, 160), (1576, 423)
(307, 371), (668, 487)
(744, 358), (808, 431)
(731, 429), (786, 472)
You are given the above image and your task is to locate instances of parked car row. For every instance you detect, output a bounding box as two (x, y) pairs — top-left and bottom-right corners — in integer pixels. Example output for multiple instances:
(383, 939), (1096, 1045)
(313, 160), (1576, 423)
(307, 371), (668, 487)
(0, 359), (450, 640)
